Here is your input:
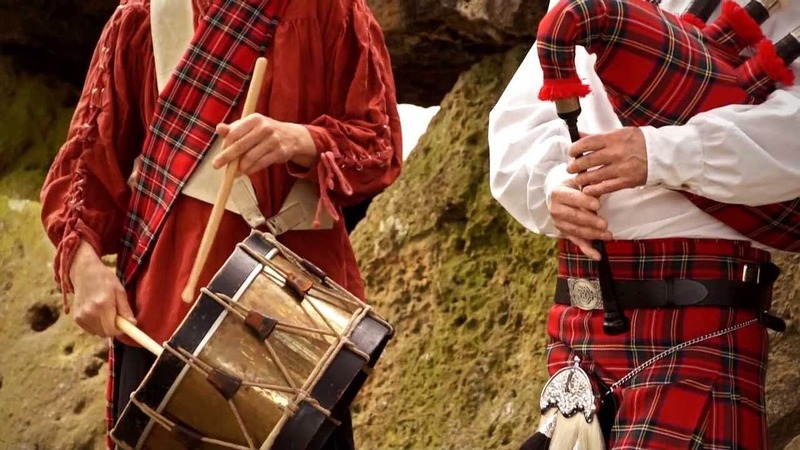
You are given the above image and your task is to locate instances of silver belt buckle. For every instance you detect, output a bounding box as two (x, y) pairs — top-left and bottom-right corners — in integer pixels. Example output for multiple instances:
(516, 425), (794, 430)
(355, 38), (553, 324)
(566, 278), (604, 310)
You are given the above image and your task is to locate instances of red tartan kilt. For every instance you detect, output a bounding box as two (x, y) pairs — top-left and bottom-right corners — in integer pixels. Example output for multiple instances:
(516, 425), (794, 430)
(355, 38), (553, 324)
(548, 237), (770, 449)
(546, 305), (769, 449)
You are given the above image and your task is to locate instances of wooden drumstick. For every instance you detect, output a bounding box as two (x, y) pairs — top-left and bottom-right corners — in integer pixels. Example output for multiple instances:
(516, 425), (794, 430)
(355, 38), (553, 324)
(115, 316), (163, 356)
(181, 57), (268, 303)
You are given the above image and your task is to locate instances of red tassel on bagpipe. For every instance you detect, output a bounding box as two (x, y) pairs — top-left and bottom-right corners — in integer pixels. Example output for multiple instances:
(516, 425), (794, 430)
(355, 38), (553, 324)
(753, 38), (796, 85)
(538, 79), (592, 101)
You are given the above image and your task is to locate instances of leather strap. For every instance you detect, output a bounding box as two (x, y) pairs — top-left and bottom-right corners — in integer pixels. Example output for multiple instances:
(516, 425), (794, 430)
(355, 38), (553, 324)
(555, 277), (773, 310)
(151, 0), (194, 94)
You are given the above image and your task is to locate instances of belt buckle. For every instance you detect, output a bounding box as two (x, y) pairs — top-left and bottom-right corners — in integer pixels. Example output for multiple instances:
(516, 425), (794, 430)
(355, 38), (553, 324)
(566, 278), (604, 310)
(742, 264), (761, 284)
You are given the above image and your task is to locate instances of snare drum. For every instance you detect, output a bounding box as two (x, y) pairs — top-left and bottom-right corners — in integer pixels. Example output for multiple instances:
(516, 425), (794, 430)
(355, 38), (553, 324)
(111, 232), (393, 449)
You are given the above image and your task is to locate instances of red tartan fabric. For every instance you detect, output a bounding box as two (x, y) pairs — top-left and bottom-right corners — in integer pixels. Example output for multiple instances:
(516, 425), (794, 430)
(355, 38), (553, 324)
(558, 237), (770, 280)
(551, 237), (771, 448)
(536, 0), (800, 252)
(546, 304), (769, 449)
(118, 0), (288, 284)
(105, 340), (116, 450)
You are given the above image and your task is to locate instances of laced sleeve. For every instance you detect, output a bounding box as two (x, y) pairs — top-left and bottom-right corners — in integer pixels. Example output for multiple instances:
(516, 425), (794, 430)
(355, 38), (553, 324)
(40, 2), (149, 312)
(287, 0), (402, 226)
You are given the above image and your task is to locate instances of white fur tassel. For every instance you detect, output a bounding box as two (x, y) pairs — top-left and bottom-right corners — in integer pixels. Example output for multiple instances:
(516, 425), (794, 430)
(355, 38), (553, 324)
(549, 413), (605, 450)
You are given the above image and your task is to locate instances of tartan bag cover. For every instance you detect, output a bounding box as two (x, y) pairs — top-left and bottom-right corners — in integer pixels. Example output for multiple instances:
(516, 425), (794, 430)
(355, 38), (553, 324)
(118, 0), (290, 284)
(536, 0), (800, 251)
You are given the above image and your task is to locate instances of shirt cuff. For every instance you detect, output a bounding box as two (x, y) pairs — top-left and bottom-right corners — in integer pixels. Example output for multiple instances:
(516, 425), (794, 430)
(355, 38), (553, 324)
(641, 124), (703, 190)
(543, 163), (572, 210)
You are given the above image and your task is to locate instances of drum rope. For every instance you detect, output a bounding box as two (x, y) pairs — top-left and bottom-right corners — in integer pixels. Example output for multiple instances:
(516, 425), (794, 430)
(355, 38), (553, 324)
(130, 397), (251, 450)
(203, 288), (338, 339)
(238, 243), (343, 335)
(227, 397), (257, 450)
(164, 344), (296, 394)
(262, 337), (299, 391)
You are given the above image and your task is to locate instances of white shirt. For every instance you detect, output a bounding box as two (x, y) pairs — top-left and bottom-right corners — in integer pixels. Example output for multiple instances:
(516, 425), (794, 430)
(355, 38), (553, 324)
(488, 0), (800, 250)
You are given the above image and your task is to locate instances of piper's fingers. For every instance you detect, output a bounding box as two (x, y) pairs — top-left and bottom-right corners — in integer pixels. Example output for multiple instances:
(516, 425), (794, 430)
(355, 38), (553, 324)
(568, 134), (606, 158)
(582, 179), (630, 197)
(223, 114), (261, 142)
(567, 235), (602, 261)
(115, 286), (136, 325)
(238, 141), (280, 176)
(573, 165), (615, 188)
(215, 122), (231, 137)
(551, 202), (608, 231)
(554, 217), (613, 242)
(551, 188), (601, 212)
(567, 148), (611, 174)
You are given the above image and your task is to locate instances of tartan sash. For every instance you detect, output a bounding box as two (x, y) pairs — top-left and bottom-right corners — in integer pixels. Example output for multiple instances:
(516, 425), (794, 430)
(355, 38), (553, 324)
(119, 0), (290, 284)
(536, 0), (800, 251)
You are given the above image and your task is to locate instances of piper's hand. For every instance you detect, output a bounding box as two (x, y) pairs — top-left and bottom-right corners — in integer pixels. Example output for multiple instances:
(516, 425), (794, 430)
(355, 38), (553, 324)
(69, 240), (136, 338)
(213, 114), (318, 175)
(567, 127), (647, 197)
(550, 179), (612, 261)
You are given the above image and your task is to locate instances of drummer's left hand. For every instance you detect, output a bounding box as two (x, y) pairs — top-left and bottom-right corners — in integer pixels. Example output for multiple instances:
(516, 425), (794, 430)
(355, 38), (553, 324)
(213, 114), (318, 175)
(566, 127), (647, 197)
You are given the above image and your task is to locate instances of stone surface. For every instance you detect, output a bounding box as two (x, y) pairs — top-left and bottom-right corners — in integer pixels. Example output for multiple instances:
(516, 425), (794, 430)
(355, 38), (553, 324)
(0, 198), (106, 450)
(350, 47), (559, 448)
(0, 56), (76, 200)
(767, 252), (800, 449)
(0, 0), (545, 104)
(0, 0), (117, 85)
(368, 0), (546, 104)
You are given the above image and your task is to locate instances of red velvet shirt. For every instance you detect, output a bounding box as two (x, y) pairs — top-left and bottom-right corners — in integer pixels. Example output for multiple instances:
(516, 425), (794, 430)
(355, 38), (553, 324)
(41, 0), (402, 346)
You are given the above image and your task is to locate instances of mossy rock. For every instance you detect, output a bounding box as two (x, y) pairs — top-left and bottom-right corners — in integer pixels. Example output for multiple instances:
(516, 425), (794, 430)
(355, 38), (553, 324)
(0, 56), (77, 200)
(350, 46), (558, 449)
(0, 197), (106, 450)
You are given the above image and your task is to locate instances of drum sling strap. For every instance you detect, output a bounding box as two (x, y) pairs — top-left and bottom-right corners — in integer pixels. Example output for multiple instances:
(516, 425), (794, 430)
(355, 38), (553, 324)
(149, 0), (332, 235)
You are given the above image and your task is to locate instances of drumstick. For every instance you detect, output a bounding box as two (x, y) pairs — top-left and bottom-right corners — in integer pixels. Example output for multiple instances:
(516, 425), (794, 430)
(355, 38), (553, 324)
(181, 57), (268, 303)
(116, 316), (163, 356)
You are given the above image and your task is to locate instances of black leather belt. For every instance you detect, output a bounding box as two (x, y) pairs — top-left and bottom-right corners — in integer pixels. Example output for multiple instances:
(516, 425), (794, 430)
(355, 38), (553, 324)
(555, 277), (772, 310)
(554, 262), (786, 331)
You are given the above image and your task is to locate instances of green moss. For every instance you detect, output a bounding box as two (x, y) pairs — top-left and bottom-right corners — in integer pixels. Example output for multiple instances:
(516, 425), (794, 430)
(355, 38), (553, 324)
(0, 56), (76, 199)
(350, 46), (559, 449)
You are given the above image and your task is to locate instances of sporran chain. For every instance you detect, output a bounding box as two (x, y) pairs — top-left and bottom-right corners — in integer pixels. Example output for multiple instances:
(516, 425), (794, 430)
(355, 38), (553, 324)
(605, 318), (759, 395)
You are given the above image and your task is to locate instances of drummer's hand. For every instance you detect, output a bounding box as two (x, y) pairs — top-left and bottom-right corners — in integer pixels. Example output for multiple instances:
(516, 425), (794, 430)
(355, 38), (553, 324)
(550, 179), (612, 261)
(69, 240), (136, 338)
(212, 114), (318, 176)
(566, 127), (647, 197)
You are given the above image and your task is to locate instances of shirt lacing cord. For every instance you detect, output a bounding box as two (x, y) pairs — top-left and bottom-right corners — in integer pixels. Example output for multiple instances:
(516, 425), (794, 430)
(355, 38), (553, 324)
(311, 122), (394, 228)
(54, 17), (119, 314)
(314, 149), (352, 227)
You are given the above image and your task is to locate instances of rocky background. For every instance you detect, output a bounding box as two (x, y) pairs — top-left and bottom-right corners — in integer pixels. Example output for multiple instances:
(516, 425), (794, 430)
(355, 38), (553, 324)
(0, 0), (798, 449)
